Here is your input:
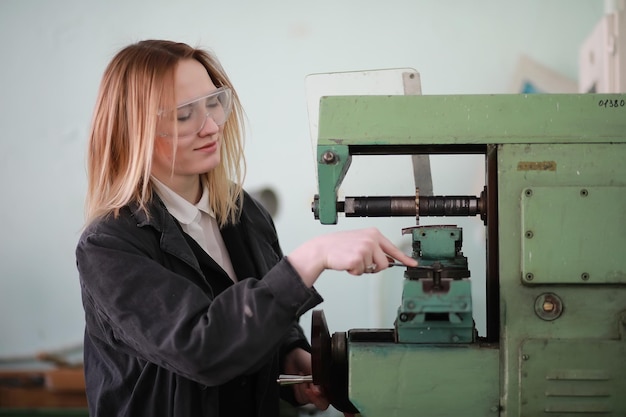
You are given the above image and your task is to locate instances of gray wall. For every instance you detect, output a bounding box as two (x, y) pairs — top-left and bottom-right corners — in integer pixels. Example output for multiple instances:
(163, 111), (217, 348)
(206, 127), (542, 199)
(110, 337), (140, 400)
(0, 0), (605, 362)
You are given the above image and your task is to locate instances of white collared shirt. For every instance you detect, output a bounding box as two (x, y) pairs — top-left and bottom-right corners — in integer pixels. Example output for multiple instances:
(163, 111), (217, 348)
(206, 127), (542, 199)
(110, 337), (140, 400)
(151, 177), (237, 282)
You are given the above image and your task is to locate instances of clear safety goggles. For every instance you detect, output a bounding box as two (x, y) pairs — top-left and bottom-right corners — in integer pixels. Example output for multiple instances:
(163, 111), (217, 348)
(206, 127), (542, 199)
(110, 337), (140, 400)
(158, 87), (232, 138)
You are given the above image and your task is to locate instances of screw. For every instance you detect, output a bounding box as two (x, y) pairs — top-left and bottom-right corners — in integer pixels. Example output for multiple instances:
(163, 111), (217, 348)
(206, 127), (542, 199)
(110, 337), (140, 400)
(525, 189), (533, 197)
(525, 230), (533, 239)
(522, 354), (529, 360)
(580, 189), (589, 197)
(525, 273), (534, 281)
(581, 273), (589, 281)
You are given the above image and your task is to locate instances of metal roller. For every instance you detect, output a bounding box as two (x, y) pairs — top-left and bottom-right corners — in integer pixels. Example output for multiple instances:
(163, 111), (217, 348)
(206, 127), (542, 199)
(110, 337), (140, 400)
(313, 188), (486, 224)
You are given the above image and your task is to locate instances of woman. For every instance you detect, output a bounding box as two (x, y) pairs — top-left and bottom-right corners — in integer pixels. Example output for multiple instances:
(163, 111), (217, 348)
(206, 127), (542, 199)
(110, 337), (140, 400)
(76, 39), (416, 417)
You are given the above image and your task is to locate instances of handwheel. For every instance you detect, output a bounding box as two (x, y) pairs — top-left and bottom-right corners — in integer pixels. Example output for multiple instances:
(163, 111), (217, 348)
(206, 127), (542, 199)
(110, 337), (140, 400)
(311, 310), (359, 414)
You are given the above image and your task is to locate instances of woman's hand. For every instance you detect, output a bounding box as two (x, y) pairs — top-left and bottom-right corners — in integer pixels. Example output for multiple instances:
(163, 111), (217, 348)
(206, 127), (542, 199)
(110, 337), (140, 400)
(288, 227), (417, 287)
(283, 348), (327, 408)
(283, 348), (355, 417)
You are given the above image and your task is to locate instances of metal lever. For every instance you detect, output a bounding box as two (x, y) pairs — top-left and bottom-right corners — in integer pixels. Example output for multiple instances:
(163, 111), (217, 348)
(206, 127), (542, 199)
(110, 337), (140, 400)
(276, 374), (313, 385)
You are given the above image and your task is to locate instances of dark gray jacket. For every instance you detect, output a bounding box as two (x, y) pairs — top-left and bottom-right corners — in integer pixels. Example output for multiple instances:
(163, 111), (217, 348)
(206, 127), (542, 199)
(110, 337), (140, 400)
(76, 192), (323, 417)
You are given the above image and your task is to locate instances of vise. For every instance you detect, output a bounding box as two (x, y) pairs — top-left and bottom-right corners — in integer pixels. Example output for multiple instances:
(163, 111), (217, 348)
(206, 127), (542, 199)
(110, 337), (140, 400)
(396, 225), (473, 344)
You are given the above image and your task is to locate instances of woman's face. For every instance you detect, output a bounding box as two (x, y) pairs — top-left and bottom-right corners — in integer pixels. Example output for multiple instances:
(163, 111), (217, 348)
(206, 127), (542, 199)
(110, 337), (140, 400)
(152, 59), (224, 184)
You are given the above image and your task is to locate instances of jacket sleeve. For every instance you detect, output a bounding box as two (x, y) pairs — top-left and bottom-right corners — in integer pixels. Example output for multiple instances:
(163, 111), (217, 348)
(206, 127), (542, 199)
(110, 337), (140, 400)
(76, 214), (323, 388)
(242, 194), (318, 404)
(241, 193), (314, 356)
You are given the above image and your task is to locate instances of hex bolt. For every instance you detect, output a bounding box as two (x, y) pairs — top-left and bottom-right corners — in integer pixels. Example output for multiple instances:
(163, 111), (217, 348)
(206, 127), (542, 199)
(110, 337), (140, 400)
(322, 151), (336, 164)
(534, 293), (563, 321)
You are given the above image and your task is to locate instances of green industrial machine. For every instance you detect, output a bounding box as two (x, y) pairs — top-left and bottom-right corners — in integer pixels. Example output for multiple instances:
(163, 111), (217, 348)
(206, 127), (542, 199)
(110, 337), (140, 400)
(309, 94), (626, 416)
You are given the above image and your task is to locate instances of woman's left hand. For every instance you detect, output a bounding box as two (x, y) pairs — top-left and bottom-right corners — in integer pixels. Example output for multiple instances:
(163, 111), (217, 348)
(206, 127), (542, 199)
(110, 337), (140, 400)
(283, 348), (356, 416)
(283, 348), (329, 410)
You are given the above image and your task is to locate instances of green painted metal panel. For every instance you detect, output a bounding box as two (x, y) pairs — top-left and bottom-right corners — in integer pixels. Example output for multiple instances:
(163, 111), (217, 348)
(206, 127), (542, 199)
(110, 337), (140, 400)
(317, 94), (626, 146)
(519, 338), (626, 415)
(521, 186), (626, 284)
(497, 143), (626, 417)
(349, 342), (500, 417)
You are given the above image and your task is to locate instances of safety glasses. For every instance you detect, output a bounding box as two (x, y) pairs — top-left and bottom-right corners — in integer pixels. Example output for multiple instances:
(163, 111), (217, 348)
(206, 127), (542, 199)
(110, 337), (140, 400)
(158, 87), (232, 138)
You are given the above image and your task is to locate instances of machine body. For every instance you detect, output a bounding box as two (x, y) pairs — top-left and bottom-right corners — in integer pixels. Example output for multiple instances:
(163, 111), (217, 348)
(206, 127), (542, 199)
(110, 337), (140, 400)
(310, 94), (626, 416)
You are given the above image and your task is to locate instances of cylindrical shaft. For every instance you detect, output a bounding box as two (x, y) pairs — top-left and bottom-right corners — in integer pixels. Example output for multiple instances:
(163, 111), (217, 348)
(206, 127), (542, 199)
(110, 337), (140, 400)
(342, 195), (483, 218)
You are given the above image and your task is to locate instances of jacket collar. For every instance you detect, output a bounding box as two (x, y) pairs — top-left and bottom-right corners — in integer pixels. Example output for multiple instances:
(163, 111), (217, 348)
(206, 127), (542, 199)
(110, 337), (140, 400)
(129, 191), (278, 279)
(130, 195), (204, 276)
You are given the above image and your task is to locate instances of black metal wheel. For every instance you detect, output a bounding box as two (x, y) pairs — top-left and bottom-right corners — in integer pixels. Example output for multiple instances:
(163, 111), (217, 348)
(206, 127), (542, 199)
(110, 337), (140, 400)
(311, 310), (359, 414)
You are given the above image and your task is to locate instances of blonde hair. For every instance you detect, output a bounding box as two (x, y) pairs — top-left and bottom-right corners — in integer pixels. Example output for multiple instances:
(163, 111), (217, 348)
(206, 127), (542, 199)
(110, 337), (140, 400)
(85, 40), (246, 227)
